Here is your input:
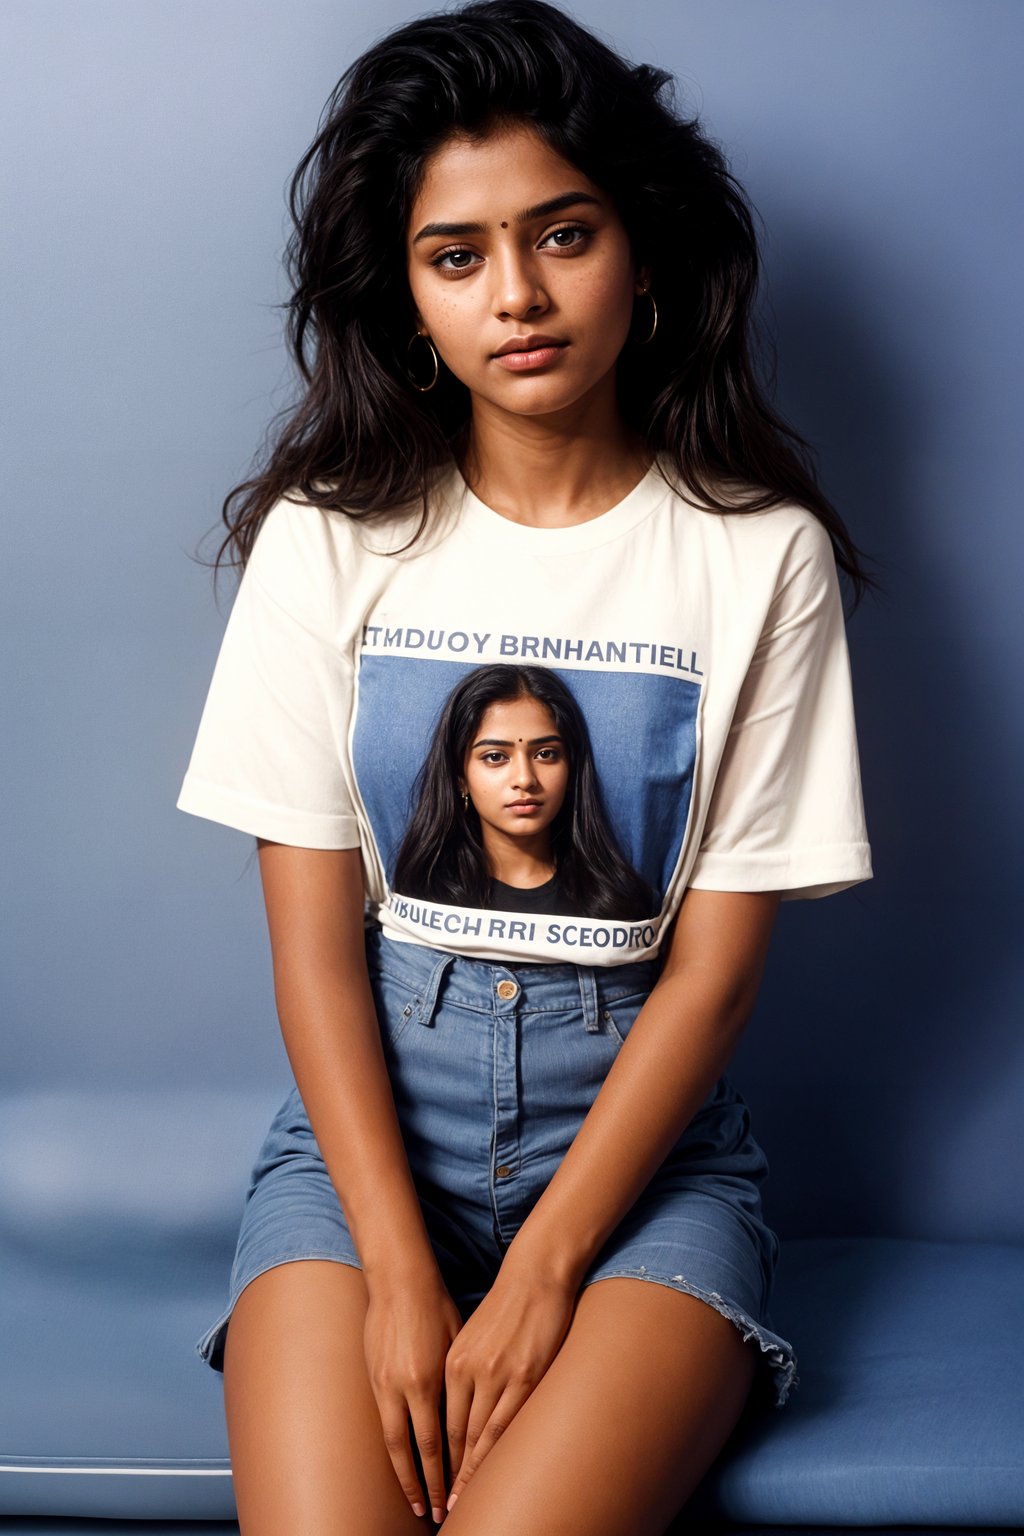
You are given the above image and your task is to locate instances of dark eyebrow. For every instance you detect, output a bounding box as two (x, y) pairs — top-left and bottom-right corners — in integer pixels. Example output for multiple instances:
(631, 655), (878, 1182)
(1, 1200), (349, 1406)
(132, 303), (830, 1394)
(471, 734), (564, 750)
(412, 191), (602, 245)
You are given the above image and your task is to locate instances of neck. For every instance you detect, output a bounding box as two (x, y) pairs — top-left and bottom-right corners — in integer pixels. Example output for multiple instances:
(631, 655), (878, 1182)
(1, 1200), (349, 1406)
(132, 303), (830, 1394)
(459, 387), (651, 530)
(483, 831), (557, 888)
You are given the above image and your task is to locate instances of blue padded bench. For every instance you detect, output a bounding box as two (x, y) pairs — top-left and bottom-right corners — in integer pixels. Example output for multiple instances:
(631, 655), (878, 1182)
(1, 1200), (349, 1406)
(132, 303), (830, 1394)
(2, 1089), (1022, 1528)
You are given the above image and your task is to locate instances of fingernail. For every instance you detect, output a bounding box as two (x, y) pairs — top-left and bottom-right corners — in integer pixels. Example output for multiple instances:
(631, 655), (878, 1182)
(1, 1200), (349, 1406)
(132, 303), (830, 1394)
(432, 1506), (444, 1523)
(412, 1501), (425, 1517)
(446, 1492), (459, 1512)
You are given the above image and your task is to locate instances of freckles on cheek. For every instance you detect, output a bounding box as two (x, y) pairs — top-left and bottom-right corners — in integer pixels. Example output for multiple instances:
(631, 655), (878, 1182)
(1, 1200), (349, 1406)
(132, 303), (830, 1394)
(573, 266), (633, 325)
(427, 297), (466, 346)
(439, 298), (464, 331)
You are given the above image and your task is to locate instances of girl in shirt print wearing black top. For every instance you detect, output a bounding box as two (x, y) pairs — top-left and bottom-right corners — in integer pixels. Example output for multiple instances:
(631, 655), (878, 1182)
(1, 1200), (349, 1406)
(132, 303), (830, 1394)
(391, 663), (658, 921)
(179, 0), (878, 1529)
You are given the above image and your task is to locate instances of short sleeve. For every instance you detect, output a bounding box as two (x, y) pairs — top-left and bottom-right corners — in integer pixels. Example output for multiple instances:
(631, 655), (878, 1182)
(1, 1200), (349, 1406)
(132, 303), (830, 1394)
(175, 496), (362, 850)
(687, 513), (873, 900)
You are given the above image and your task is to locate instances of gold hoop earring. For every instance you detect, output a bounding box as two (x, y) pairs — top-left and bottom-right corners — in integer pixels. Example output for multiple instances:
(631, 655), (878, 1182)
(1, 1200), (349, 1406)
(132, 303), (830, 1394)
(632, 288), (657, 346)
(406, 330), (439, 392)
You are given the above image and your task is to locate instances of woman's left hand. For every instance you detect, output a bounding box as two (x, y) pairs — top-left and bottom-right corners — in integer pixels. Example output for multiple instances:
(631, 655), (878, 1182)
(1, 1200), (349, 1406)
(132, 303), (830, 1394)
(442, 1260), (577, 1508)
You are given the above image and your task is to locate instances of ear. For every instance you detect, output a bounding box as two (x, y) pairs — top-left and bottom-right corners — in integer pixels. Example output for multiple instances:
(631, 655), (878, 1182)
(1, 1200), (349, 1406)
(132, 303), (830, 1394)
(634, 263), (653, 294)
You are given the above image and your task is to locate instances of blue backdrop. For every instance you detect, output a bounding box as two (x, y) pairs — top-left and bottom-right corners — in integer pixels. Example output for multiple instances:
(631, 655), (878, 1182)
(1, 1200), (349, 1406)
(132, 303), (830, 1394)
(4, 0), (1021, 1243)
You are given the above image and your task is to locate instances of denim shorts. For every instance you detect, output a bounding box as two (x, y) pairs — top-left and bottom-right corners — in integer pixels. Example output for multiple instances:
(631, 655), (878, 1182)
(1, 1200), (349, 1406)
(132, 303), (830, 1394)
(196, 925), (798, 1409)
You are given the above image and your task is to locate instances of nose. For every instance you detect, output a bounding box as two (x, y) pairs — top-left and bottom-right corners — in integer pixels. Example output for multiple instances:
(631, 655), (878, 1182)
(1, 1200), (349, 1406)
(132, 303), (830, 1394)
(491, 245), (549, 321)
(510, 752), (540, 790)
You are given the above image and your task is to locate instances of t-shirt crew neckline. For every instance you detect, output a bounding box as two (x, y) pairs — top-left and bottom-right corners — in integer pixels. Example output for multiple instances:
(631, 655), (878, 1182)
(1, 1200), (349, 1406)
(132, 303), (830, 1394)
(490, 872), (558, 896)
(453, 453), (671, 553)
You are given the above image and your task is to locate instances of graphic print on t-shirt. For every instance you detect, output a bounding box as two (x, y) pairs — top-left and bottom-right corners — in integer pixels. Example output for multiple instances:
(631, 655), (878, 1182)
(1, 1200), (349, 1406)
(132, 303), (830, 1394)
(352, 619), (703, 963)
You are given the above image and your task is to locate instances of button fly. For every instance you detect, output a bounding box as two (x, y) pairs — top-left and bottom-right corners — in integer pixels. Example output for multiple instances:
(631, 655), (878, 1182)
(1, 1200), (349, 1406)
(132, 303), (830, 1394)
(496, 979), (518, 1001)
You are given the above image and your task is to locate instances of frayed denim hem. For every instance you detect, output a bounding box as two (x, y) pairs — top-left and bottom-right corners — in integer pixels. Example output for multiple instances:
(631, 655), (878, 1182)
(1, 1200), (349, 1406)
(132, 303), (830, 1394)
(580, 1266), (799, 1409)
(195, 1251), (365, 1373)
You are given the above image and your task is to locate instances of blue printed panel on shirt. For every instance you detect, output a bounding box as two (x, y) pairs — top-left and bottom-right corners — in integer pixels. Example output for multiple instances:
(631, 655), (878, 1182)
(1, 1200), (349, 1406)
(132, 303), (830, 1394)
(351, 654), (699, 903)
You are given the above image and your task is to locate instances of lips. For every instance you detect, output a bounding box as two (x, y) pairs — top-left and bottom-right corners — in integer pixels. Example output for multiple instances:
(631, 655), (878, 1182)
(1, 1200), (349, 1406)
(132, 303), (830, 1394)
(507, 800), (541, 808)
(493, 335), (567, 357)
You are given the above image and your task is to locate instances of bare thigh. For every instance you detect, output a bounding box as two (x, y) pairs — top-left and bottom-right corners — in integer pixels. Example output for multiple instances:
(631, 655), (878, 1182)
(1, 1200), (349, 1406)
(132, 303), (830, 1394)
(223, 1259), (427, 1536)
(443, 1276), (758, 1536)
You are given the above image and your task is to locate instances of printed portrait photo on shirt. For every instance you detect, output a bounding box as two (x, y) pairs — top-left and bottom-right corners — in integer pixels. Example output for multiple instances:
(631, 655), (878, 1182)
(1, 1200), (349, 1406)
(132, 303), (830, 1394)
(389, 663), (661, 925)
(351, 628), (700, 960)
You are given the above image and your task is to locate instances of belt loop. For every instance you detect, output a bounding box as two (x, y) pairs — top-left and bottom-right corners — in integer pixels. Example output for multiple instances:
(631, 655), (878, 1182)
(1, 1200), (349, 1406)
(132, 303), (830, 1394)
(577, 966), (601, 1032)
(415, 951), (456, 1029)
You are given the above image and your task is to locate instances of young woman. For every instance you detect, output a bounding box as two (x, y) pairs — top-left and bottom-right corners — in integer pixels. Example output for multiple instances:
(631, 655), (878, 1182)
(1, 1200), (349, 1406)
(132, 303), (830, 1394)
(391, 662), (659, 920)
(177, 2), (876, 1531)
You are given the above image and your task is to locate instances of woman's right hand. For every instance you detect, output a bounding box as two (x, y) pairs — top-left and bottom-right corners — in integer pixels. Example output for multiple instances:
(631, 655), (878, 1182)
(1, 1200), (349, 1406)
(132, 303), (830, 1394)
(363, 1272), (465, 1523)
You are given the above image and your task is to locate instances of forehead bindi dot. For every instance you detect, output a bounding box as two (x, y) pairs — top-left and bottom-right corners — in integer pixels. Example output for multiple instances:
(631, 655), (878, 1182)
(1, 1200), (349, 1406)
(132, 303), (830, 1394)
(501, 221), (508, 228)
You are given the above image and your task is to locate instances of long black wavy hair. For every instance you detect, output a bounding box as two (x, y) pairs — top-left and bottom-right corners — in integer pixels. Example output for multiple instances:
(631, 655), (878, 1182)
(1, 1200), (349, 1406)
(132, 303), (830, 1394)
(208, 0), (878, 608)
(391, 664), (659, 918)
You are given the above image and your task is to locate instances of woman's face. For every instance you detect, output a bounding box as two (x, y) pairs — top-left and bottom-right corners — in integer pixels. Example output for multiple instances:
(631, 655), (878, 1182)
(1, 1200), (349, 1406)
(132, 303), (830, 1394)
(406, 119), (646, 420)
(460, 694), (570, 848)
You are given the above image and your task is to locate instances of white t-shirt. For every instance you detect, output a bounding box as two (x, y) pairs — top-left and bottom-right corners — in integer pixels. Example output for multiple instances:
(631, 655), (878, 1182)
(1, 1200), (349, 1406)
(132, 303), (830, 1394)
(176, 454), (873, 965)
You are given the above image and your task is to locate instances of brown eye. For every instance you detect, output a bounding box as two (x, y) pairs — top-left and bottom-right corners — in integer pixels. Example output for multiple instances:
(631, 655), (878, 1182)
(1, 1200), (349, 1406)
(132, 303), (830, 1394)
(542, 223), (591, 250)
(429, 246), (479, 273)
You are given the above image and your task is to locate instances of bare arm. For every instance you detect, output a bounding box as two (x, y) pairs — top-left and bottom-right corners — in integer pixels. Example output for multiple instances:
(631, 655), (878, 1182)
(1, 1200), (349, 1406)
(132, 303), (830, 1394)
(501, 885), (783, 1289)
(257, 839), (465, 1519)
(255, 839), (436, 1287)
